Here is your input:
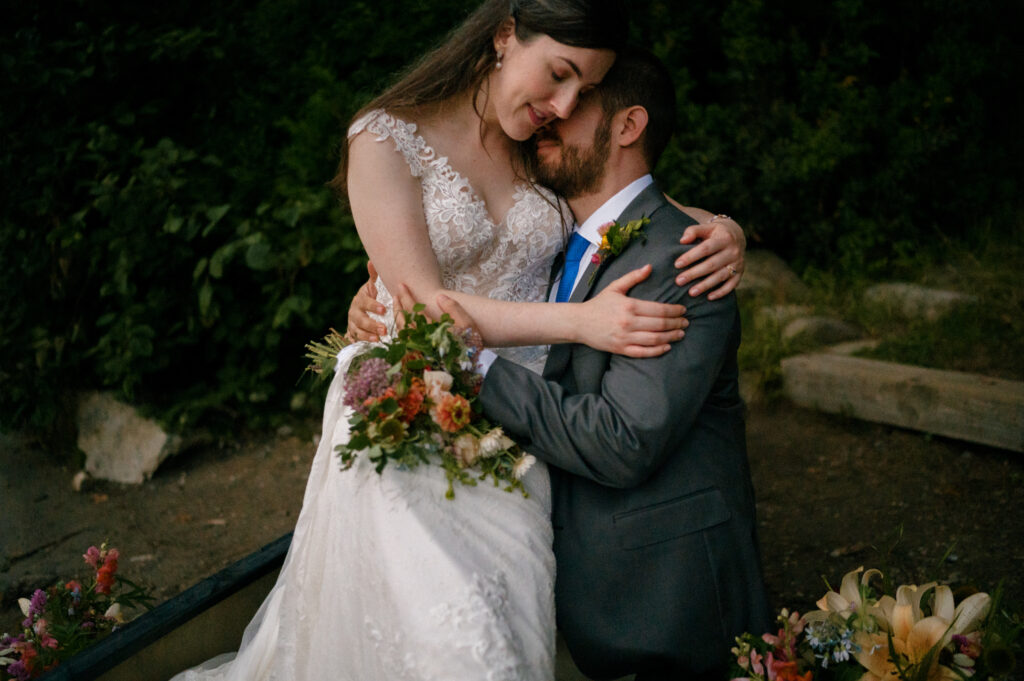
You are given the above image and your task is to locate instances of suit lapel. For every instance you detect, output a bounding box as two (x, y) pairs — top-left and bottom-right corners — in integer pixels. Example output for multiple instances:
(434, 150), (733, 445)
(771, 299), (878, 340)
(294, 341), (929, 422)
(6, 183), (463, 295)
(542, 182), (666, 380)
(566, 181), (666, 304)
(545, 249), (565, 302)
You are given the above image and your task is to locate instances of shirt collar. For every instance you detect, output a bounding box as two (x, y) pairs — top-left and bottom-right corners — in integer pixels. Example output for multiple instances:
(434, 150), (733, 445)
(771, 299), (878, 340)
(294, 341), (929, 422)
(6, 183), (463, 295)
(574, 174), (654, 245)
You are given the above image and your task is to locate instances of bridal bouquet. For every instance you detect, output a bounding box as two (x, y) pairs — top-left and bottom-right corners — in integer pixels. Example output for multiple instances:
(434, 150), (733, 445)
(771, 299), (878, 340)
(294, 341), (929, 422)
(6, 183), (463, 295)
(1, 543), (152, 680)
(305, 306), (534, 499)
(729, 567), (1020, 681)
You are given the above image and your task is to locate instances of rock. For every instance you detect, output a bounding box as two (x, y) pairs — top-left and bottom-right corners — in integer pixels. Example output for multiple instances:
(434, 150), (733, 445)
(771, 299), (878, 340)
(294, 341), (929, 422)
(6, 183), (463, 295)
(782, 316), (863, 345)
(738, 250), (810, 301)
(825, 339), (881, 355)
(755, 304), (813, 328)
(76, 392), (182, 484)
(863, 282), (977, 321)
(71, 470), (90, 492)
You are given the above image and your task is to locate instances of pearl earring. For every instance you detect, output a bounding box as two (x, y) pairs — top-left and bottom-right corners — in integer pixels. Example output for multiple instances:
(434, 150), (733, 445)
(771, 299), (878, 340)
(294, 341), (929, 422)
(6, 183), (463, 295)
(496, 51), (503, 70)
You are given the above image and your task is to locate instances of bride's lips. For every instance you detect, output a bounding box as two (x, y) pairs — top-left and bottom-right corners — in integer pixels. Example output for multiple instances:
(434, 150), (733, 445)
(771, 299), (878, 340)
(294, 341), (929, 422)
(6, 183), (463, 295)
(527, 105), (549, 128)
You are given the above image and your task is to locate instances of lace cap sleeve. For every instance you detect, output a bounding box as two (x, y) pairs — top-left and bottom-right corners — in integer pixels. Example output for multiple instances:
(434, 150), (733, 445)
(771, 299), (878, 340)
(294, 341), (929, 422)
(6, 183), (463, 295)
(347, 109), (433, 179)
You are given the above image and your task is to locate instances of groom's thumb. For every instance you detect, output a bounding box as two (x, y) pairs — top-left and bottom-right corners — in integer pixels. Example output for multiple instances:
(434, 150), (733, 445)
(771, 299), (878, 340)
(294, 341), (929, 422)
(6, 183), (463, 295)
(437, 294), (475, 333)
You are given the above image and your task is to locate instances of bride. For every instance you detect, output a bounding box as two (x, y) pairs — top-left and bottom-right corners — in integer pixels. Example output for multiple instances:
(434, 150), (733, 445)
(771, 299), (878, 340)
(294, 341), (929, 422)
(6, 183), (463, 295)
(174, 1), (745, 679)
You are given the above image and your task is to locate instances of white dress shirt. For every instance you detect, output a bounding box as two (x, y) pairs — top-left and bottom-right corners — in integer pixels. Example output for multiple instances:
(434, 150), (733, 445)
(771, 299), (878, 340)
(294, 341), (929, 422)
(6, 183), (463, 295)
(477, 174), (655, 375)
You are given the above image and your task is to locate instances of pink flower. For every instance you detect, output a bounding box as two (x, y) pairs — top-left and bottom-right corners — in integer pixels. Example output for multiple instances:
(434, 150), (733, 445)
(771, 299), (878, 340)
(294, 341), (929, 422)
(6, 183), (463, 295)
(591, 253), (602, 264)
(597, 221), (615, 236)
(452, 433), (481, 467)
(953, 632), (982, 659)
(83, 546), (101, 568)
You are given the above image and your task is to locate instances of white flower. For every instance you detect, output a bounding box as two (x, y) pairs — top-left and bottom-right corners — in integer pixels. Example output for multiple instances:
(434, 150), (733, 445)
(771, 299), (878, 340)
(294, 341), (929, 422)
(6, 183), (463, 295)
(104, 603), (125, 623)
(18, 598), (31, 618)
(479, 427), (514, 458)
(452, 433), (481, 468)
(512, 454), (536, 480)
(423, 370), (454, 400)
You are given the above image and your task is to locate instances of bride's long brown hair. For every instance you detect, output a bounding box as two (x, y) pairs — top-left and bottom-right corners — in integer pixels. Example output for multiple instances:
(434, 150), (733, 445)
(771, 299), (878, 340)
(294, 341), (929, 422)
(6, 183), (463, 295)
(328, 0), (628, 201)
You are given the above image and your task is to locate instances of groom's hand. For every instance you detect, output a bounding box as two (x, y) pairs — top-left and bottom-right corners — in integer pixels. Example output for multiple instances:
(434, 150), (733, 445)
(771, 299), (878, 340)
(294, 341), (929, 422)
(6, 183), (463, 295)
(346, 261), (387, 341)
(436, 293), (478, 335)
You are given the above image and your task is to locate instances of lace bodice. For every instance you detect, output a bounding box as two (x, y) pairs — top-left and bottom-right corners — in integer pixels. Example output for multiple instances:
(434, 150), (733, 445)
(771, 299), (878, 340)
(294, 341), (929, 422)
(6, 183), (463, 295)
(348, 109), (566, 372)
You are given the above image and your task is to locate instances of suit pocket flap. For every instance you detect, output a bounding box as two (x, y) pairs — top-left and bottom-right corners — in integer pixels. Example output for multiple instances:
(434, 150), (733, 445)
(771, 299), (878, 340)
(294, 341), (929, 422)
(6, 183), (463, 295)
(612, 488), (731, 550)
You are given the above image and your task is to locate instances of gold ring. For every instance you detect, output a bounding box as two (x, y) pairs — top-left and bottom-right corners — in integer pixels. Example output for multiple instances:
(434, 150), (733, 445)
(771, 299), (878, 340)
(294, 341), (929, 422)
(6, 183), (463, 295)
(710, 213), (730, 222)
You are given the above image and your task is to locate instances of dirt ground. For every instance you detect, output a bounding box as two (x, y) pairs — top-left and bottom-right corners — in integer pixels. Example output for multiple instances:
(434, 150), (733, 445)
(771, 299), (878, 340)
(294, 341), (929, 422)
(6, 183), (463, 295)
(3, 399), (1023, 653)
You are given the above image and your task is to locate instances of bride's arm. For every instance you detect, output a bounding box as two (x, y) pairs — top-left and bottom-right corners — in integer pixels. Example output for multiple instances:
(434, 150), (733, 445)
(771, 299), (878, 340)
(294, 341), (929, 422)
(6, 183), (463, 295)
(347, 133), (686, 357)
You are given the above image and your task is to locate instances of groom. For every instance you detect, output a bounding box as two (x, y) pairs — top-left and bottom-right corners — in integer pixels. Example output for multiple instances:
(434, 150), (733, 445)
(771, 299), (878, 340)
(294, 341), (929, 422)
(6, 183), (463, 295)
(454, 48), (770, 680)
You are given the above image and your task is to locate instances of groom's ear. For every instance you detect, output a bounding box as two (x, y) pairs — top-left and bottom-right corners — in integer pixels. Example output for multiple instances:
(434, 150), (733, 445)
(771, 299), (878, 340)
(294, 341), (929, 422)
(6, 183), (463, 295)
(613, 105), (649, 150)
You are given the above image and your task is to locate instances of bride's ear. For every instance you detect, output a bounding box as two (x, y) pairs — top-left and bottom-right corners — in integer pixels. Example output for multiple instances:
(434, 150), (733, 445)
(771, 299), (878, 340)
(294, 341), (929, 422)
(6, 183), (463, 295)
(493, 17), (515, 54)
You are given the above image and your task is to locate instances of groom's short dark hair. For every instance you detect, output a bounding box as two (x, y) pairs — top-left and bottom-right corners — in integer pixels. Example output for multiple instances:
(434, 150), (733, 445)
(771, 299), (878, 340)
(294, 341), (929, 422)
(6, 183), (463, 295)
(596, 46), (676, 168)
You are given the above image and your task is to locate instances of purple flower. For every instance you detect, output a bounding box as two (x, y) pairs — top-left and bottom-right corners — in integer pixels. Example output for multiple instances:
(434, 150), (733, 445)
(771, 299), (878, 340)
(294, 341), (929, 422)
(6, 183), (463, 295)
(343, 357), (394, 415)
(1, 632), (25, 647)
(29, 589), (47, 617)
(7, 660), (31, 681)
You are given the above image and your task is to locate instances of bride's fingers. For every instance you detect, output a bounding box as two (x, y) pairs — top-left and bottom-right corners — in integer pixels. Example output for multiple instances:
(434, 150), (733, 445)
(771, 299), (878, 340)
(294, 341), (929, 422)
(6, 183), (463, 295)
(620, 342), (673, 358)
(605, 264), (653, 295)
(625, 329), (686, 347)
(628, 298), (687, 322)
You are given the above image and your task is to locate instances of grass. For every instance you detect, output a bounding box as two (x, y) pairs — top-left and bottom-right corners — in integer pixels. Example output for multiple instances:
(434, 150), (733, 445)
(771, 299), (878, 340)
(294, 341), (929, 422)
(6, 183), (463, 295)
(737, 220), (1024, 394)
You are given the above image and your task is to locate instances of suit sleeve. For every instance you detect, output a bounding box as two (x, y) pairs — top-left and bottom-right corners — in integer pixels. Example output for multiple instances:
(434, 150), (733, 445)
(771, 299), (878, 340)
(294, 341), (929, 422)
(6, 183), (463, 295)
(479, 211), (740, 489)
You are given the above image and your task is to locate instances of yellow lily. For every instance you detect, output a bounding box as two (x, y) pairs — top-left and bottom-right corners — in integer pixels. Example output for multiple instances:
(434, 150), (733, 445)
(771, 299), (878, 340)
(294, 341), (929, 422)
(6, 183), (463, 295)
(853, 580), (991, 681)
(811, 566), (893, 633)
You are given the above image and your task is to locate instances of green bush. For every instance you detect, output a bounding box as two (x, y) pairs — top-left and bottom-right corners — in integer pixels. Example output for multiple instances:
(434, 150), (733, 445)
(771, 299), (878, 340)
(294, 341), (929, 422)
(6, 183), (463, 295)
(1, 0), (1018, 440)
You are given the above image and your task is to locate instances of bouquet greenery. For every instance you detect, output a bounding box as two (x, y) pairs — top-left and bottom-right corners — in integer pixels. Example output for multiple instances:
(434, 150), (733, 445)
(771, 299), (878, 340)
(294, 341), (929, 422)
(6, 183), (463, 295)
(1, 544), (152, 680)
(306, 306), (534, 499)
(730, 567), (1020, 681)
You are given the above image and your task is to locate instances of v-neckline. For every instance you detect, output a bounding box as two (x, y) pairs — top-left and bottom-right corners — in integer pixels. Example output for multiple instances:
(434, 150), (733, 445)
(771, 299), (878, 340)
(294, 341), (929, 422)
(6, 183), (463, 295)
(399, 114), (526, 228)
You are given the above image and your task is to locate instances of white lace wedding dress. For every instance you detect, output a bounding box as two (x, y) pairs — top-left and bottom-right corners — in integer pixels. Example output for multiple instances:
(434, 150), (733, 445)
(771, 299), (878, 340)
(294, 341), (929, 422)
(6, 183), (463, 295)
(172, 109), (566, 681)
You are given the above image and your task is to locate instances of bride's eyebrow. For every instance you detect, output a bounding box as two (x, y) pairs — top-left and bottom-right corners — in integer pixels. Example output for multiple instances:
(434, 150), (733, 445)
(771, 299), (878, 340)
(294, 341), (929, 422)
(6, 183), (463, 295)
(557, 57), (583, 79)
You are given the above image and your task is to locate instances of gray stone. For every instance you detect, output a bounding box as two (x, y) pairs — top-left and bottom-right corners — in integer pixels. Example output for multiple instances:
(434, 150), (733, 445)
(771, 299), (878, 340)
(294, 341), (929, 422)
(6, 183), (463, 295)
(825, 339), (881, 355)
(737, 250), (810, 301)
(782, 316), (863, 345)
(76, 392), (182, 484)
(863, 282), (977, 321)
(755, 304), (813, 328)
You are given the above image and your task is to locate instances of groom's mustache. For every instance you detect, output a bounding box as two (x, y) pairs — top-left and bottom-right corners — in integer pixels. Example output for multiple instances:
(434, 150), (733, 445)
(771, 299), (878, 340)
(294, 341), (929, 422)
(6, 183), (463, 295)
(533, 125), (560, 144)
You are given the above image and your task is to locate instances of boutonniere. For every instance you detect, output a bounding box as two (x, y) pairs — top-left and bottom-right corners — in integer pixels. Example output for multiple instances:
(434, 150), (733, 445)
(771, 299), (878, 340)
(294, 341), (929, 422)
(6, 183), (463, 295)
(588, 216), (650, 284)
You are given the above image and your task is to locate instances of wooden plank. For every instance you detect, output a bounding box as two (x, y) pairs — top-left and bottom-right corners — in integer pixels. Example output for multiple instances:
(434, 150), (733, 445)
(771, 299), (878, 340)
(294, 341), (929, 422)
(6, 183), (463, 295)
(781, 354), (1024, 452)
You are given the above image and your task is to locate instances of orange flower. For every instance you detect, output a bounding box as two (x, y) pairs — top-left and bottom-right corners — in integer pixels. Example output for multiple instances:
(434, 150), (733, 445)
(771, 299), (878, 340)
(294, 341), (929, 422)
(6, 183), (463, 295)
(95, 549), (119, 595)
(770, 660), (812, 681)
(431, 393), (471, 432)
(398, 378), (426, 423)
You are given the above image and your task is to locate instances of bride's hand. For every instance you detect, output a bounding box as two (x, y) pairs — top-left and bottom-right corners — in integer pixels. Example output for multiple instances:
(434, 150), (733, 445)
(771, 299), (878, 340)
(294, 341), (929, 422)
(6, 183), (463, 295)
(674, 215), (746, 300)
(576, 265), (688, 358)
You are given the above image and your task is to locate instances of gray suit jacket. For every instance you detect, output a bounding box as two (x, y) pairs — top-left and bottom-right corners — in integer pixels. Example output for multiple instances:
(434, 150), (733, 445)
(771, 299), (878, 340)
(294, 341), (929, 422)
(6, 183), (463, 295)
(479, 182), (769, 678)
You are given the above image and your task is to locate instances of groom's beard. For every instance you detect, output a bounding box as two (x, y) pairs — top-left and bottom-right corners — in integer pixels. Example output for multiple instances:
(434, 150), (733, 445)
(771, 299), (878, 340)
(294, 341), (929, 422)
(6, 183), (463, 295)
(533, 118), (612, 200)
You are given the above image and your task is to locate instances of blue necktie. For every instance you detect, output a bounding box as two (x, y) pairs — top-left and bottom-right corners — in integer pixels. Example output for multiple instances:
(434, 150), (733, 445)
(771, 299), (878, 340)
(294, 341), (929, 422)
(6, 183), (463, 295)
(556, 232), (590, 303)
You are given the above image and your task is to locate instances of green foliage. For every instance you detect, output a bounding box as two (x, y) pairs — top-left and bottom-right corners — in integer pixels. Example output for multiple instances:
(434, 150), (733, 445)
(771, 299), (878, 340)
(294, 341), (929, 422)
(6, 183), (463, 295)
(1, 0), (1018, 440)
(0, 0), (473, 437)
(637, 0), (1021, 272)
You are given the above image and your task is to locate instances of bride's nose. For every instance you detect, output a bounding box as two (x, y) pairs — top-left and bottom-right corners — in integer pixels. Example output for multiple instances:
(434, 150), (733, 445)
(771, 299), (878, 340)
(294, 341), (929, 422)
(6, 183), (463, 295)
(549, 86), (580, 120)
